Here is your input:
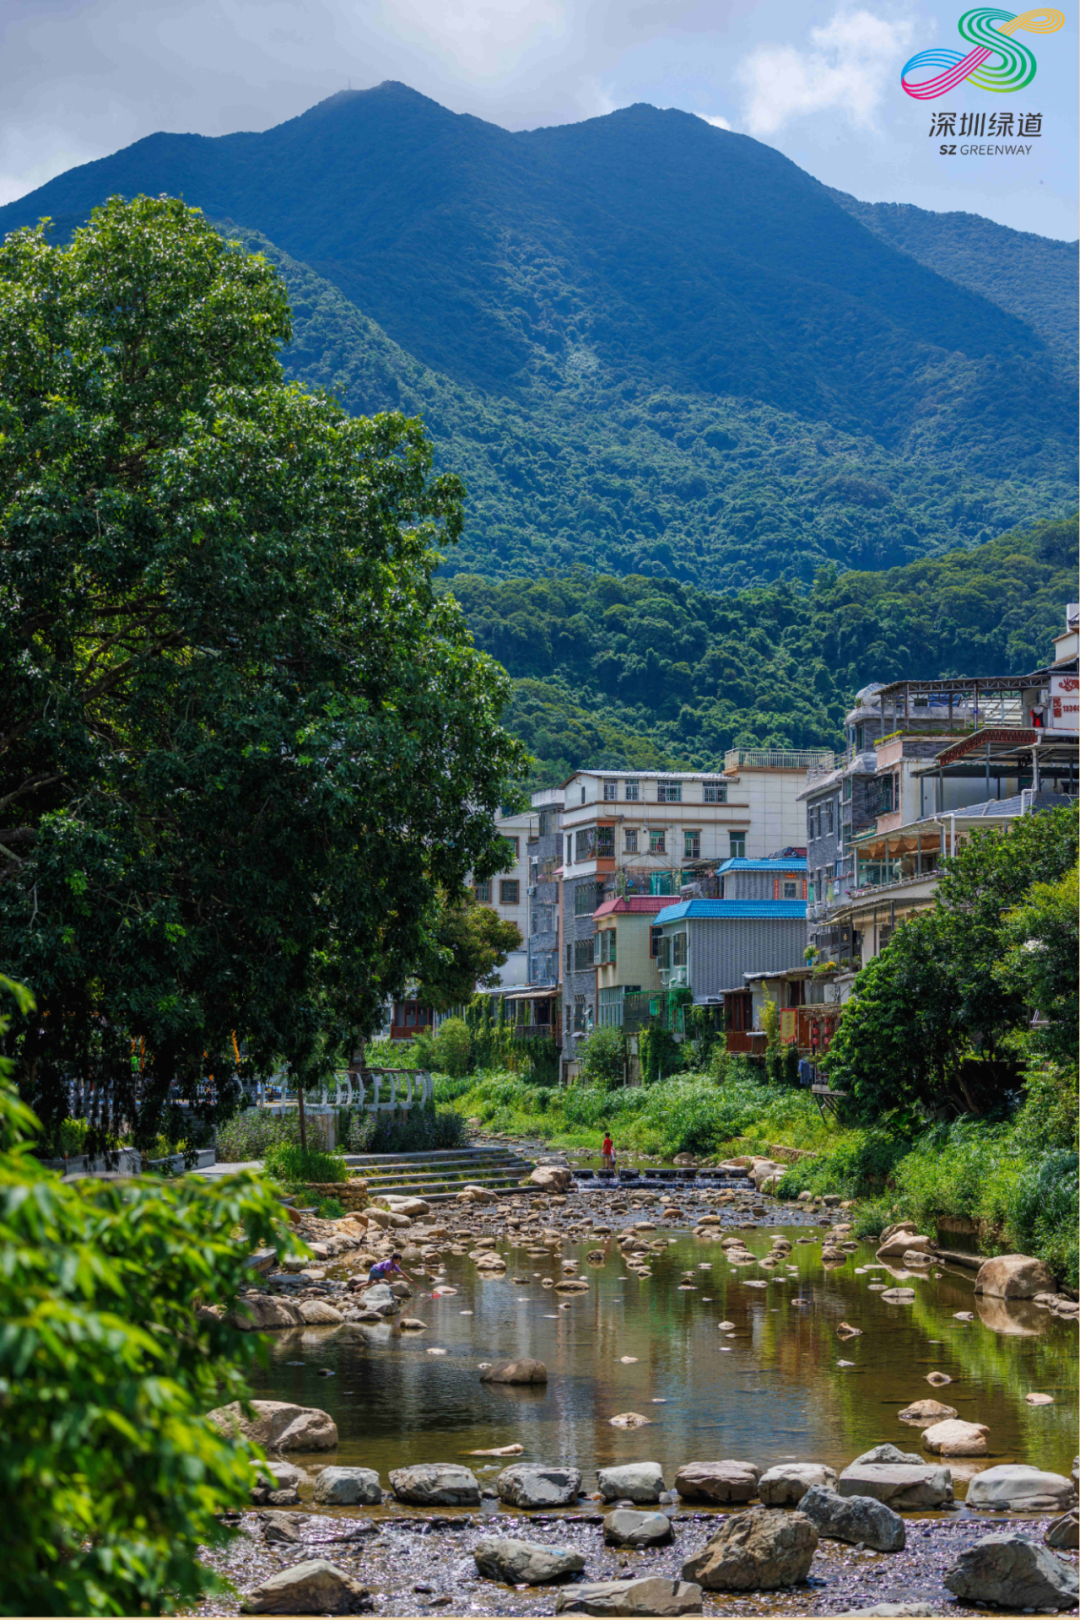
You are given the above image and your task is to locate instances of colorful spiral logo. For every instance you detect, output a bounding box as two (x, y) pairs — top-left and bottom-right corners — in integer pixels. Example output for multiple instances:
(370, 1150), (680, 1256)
(900, 7), (1065, 99)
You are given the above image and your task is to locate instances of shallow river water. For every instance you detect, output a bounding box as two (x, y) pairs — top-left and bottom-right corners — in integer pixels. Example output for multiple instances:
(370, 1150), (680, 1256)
(248, 1212), (1078, 1492)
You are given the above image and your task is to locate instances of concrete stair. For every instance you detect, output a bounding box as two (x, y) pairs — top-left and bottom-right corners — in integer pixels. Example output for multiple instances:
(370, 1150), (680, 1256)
(343, 1145), (536, 1204)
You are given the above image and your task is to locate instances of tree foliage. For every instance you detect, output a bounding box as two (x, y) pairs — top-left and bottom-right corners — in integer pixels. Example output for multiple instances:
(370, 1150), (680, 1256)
(446, 514), (1077, 785)
(997, 866), (1079, 1066)
(825, 804), (1079, 1120)
(416, 897), (523, 1013)
(0, 978), (295, 1616)
(0, 196), (526, 1148)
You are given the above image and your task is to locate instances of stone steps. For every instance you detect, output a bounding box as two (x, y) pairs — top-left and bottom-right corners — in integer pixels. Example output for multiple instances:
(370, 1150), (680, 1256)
(346, 1146), (535, 1204)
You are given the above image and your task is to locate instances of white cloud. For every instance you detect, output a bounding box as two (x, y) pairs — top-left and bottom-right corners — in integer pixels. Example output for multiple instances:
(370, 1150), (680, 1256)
(699, 113), (732, 130)
(737, 8), (914, 138)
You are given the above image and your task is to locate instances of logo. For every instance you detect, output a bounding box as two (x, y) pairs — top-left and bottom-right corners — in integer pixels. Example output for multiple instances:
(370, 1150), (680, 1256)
(901, 7), (1064, 99)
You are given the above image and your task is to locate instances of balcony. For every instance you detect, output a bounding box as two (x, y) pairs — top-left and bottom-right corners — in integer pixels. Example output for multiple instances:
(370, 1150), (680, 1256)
(725, 748), (834, 773)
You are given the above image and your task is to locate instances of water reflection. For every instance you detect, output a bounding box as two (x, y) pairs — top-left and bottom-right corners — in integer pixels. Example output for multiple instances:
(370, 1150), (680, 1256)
(248, 1226), (1077, 1492)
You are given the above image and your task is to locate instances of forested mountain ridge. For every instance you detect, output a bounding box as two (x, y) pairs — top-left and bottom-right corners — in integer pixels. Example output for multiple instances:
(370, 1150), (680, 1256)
(447, 514), (1078, 786)
(1, 82), (1075, 593)
(215, 223), (1069, 589)
(827, 188), (1079, 379)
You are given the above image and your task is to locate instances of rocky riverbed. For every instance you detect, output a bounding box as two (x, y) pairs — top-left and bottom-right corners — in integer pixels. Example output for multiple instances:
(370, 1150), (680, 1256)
(193, 1157), (1078, 1614)
(193, 1505), (1078, 1616)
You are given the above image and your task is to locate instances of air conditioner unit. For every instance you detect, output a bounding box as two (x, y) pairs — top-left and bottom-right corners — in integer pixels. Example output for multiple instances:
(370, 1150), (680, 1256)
(527, 885), (537, 898)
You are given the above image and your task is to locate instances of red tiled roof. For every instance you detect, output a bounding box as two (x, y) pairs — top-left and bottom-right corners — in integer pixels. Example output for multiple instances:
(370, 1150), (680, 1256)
(594, 895), (676, 917)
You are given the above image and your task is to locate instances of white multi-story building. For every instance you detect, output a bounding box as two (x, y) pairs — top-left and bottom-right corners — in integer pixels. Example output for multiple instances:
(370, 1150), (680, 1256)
(472, 808), (531, 988)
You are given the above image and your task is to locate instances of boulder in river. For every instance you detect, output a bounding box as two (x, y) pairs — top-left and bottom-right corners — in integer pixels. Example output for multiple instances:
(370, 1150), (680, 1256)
(604, 1509), (674, 1547)
(674, 1459), (761, 1503)
(555, 1577), (703, 1615)
(1046, 1510), (1079, 1550)
(681, 1506), (818, 1590)
(798, 1484), (905, 1552)
(965, 1464), (1076, 1513)
(838, 1458), (953, 1510)
(480, 1357), (548, 1384)
(239, 1559), (372, 1614)
(207, 1399), (337, 1451)
(944, 1533), (1079, 1610)
(974, 1253), (1056, 1298)
(876, 1231), (932, 1260)
(388, 1463), (481, 1506)
(496, 1463), (582, 1509)
(359, 1283), (399, 1316)
(298, 1300), (345, 1326)
(610, 1412), (652, 1430)
(313, 1466), (382, 1506)
(226, 1295), (302, 1331)
(758, 1463), (838, 1505)
(530, 1165), (572, 1192)
(921, 1419), (988, 1456)
(897, 1398), (958, 1424)
(597, 1462), (666, 1503)
(473, 1535), (586, 1585)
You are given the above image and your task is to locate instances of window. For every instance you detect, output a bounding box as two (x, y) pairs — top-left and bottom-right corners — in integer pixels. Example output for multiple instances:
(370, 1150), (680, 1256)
(649, 828), (666, 854)
(624, 780), (639, 801)
(658, 781), (682, 803)
(684, 831), (701, 860)
(729, 833), (746, 858)
(650, 926), (662, 959)
(827, 800), (835, 833)
(625, 829), (638, 853)
(473, 879), (492, 903)
(598, 929), (617, 964)
(703, 781), (727, 804)
(500, 879), (520, 905)
(782, 881), (798, 900)
(843, 777), (852, 802)
(575, 827), (596, 863)
(539, 856), (556, 880)
(575, 881), (603, 916)
(672, 932), (687, 967)
(501, 836), (520, 859)
(573, 937), (595, 971)
(573, 994), (587, 1033)
(649, 870), (674, 895)
(533, 951), (556, 983)
(580, 786), (586, 804)
(565, 942), (573, 973)
(532, 903), (554, 934)
(657, 935), (672, 969)
(538, 808), (556, 838)
(596, 826), (615, 859)
(603, 780), (617, 801)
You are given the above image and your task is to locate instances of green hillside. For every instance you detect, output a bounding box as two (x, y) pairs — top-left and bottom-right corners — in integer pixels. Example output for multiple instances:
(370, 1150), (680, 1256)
(447, 514), (1077, 786)
(828, 189), (1079, 379)
(226, 224), (1071, 589)
(1, 84), (1075, 592)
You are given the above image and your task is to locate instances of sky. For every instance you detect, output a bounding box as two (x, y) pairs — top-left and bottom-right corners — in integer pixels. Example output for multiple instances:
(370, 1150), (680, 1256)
(2, 0), (1077, 239)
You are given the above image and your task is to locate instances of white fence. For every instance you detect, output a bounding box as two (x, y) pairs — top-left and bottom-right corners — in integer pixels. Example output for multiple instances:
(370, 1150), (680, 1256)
(322, 1067), (435, 1112)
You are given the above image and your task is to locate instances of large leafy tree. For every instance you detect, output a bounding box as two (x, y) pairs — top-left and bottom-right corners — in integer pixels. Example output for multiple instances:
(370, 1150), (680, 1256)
(825, 803), (1079, 1120)
(416, 896), (523, 1012)
(0, 196), (526, 1148)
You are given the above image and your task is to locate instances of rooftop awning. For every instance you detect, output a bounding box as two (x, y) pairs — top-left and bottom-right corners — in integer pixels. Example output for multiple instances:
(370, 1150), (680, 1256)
(501, 987), (559, 1003)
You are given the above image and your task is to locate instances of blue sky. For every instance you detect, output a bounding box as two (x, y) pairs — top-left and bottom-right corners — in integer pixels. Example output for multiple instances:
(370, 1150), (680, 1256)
(2, 0), (1076, 238)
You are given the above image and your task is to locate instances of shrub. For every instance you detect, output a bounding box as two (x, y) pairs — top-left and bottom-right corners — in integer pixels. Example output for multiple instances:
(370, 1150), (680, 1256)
(0, 976), (296, 1615)
(315, 1195), (346, 1219)
(1009, 1149), (1079, 1287)
(776, 1129), (913, 1201)
(215, 1107), (300, 1163)
(430, 1017), (473, 1078)
(344, 1104), (467, 1154)
(263, 1142), (347, 1184)
(580, 1027), (625, 1088)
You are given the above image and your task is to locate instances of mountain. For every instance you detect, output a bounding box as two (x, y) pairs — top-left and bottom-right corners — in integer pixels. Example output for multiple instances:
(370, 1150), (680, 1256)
(1, 84), (1076, 590)
(827, 189), (1078, 379)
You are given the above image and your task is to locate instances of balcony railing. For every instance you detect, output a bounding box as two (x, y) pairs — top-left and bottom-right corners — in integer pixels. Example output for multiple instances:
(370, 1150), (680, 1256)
(726, 748), (834, 773)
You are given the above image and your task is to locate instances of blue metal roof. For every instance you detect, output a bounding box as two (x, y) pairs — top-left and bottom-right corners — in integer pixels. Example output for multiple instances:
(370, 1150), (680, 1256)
(654, 900), (808, 925)
(714, 856), (808, 873)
